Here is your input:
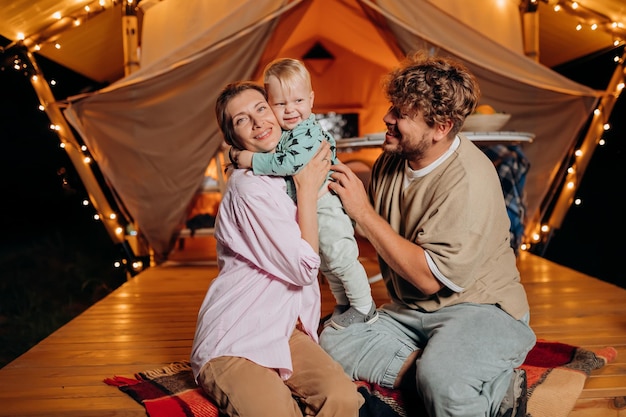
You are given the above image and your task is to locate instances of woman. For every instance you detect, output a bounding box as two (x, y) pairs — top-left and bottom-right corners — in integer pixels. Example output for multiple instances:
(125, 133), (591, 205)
(190, 81), (363, 417)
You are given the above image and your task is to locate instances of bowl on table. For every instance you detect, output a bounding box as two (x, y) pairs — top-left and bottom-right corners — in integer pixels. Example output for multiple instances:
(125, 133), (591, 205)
(461, 113), (511, 132)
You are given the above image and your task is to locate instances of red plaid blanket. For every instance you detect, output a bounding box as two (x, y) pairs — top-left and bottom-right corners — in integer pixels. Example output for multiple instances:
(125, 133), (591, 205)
(104, 340), (616, 417)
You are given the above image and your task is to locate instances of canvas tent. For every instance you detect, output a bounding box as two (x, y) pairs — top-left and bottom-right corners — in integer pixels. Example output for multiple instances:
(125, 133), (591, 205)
(61, 0), (606, 260)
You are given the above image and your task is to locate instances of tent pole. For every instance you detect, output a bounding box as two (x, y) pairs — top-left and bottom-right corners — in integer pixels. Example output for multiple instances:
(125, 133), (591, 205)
(21, 47), (132, 253)
(122, 0), (140, 76)
(23, 48), (124, 243)
(522, 9), (539, 62)
(520, 0), (539, 62)
(535, 48), (625, 245)
(118, 0), (154, 265)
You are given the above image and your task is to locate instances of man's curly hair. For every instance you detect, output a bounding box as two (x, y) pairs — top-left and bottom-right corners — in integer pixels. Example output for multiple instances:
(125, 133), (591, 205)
(384, 51), (480, 137)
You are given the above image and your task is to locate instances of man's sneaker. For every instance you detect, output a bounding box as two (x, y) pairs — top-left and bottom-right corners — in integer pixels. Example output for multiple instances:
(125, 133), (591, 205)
(329, 302), (379, 330)
(496, 368), (527, 417)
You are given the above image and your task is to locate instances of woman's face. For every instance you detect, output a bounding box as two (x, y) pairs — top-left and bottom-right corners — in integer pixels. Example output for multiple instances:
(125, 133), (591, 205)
(227, 89), (282, 153)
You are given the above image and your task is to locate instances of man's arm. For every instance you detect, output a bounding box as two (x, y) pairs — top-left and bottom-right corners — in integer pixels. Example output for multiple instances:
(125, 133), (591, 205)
(328, 162), (443, 295)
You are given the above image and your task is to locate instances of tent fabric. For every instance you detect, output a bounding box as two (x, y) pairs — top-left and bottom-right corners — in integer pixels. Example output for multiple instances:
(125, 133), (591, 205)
(65, 0), (294, 258)
(64, 0), (603, 260)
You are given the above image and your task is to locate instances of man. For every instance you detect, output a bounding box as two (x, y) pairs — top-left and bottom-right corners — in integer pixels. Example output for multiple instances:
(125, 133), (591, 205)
(320, 51), (536, 417)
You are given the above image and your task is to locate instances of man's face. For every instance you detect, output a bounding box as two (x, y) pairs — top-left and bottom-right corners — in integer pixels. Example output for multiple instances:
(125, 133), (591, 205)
(382, 106), (435, 168)
(265, 75), (314, 131)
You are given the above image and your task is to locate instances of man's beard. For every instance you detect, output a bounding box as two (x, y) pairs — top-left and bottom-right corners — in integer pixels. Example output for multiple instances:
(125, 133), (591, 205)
(383, 133), (429, 164)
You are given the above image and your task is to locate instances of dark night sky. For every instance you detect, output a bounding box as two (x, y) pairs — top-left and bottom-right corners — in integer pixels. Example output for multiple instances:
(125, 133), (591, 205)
(0, 39), (124, 277)
(1, 46), (100, 240)
(1, 38), (625, 290)
(542, 46), (626, 289)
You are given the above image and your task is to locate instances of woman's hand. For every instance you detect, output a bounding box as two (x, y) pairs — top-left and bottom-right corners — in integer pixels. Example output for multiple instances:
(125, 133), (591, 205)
(293, 141), (332, 195)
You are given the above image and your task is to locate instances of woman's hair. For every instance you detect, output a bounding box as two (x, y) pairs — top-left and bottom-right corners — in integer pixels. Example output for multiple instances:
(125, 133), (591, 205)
(263, 57), (312, 95)
(215, 81), (267, 149)
(384, 51), (480, 136)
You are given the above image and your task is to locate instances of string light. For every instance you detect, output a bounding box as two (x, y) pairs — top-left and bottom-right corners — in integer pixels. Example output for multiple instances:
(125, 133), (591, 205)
(39, 105), (127, 244)
(1, 6), (144, 274)
(2, 0), (119, 53)
(546, 1), (626, 44)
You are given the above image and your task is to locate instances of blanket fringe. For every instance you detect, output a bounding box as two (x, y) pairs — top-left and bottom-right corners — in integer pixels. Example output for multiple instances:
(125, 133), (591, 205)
(140, 361), (192, 379)
(596, 346), (618, 364)
(103, 375), (141, 386)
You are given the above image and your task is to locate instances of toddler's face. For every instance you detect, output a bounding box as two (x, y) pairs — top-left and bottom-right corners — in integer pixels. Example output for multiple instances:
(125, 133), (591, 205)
(265, 75), (314, 131)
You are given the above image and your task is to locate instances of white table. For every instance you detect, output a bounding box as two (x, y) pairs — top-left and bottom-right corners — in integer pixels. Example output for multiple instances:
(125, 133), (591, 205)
(336, 131), (534, 150)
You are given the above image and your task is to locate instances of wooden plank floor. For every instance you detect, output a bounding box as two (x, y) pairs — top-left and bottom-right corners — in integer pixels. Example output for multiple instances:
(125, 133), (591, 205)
(1, 235), (625, 416)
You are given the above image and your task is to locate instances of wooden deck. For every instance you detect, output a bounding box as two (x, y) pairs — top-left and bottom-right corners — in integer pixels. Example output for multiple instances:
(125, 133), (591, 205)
(1, 235), (625, 416)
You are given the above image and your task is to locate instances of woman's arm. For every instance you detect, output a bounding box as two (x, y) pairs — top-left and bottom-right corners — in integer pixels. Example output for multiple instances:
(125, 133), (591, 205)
(292, 141), (331, 253)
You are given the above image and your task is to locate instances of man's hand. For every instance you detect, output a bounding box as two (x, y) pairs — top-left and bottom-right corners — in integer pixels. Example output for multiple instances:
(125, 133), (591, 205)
(328, 162), (374, 224)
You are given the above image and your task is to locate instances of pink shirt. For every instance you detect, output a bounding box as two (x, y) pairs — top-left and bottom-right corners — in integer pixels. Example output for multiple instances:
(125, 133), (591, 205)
(191, 169), (321, 381)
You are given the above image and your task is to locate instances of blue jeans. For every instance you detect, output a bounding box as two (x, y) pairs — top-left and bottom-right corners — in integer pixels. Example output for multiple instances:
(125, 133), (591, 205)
(320, 302), (536, 417)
